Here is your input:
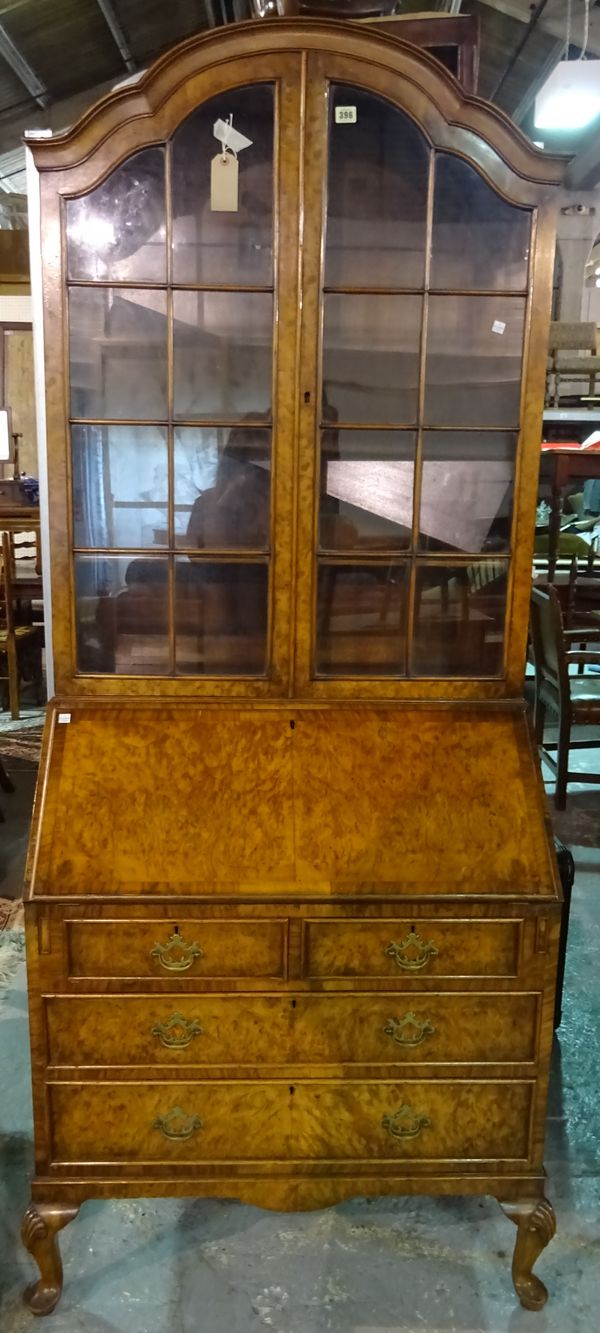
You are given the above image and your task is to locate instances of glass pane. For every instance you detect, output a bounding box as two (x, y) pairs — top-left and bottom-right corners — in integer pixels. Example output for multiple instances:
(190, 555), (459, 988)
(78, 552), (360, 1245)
(326, 86), (429, 288)
(175, 559), (268, 674)
(66, 147), (166, 282)
(69, 287), (167, 420)
(320, 430), (415, 551)
(431, 154), (530, 292)
(175, 426), (271, 549)
(315, 562), (408, 676)
(171, 85), (274, 285)
(72, 425), (168, 549)
(412, 561), (507, 676)
(425, 296), (525, 428)
(323, 295), (422, 424)
(173, 291), (272, 419)
(420, 432), (516, 554)
(75, 555), (169, 675)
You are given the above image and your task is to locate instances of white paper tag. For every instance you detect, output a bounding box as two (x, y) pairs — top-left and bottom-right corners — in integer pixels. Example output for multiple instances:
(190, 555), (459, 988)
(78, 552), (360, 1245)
(492, 320), (506, 335)
(58, 712), (71, 724)
(211, 153), (239, 212)
(335, 106), (357, 124)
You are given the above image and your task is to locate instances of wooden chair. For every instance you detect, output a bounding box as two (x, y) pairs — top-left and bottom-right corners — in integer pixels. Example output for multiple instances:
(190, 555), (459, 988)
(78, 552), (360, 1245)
(565, 547), (600, 630)
(10, 527), (42, 576)
(0, 753), (15, 823)
(0, 531), (44, 720)
(530, 582), (600, 808)
(546, 320), (600, 407)
(6, 528), (44, 629)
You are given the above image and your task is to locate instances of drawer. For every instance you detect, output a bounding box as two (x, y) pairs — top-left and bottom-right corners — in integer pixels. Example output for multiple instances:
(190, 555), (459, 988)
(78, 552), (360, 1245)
(303, 919), (521, 980)
(65, 919), (288, 981)
(45, 992), (540, 1068)
(49, 1078), (533, 1164)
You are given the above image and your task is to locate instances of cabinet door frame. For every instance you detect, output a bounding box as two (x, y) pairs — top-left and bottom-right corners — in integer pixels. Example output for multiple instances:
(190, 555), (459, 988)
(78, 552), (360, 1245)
(37, 50), (304, 698)
(292, 47), (559, 700)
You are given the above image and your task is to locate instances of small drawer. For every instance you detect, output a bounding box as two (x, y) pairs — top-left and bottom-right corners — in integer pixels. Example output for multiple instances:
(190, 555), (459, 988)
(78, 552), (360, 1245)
(303, 919), (521, 980)
(46, 995), (292, 1067)
(49, 1078), (533, 1165)
(45, 991), (539, 1069)
(65, 919), (287, 981)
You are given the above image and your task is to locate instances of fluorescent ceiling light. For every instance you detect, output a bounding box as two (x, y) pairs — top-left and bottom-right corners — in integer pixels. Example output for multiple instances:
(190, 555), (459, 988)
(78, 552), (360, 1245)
(535, 60), (600, 130)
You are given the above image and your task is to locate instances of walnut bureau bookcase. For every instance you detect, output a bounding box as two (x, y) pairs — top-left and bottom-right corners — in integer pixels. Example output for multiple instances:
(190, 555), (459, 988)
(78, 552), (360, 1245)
(22, 15), (565, 1316)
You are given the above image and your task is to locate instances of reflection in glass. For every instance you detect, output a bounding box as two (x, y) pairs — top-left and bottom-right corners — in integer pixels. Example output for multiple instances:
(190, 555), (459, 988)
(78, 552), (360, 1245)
(175, 559), (268, 674)
(66, 147), (166, 283)
(69, 287), (168, 420)
(419, 432), (516, 554)
(72, 426), (168, 549)
(175, 426), (271, 549)
(412, 561), (507, 676)
(425, 296), (525, 427)
(173, 291), (272, 419)
(75, 555), (169, 675)
(431, 154), (530, 292)
(315, 562), (408, 676)
(171, 85), (274, 285)
(323, 295), (422, 424)
(326, 86), (429, 287)
(319, 431), (415, 550)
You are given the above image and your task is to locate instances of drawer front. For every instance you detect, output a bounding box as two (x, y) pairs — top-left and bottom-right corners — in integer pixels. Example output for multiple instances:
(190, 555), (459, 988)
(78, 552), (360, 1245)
(65, 920), (287, 981)
(45, 992), (539, 1068)
(303, 919), (521, 980)
(49, 1079), (533, 1164)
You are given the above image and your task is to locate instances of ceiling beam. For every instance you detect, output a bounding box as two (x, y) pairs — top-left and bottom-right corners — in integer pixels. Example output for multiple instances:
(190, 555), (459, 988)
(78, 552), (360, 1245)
(0, 20), (50, 108)
(95, 0), (136, 75)
(510, 35), (563, 125)
(489, 0), (551, 104)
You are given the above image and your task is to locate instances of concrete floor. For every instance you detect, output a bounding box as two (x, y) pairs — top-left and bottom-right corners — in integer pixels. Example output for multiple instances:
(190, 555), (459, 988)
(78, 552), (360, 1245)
(0, 759), (599, 1330)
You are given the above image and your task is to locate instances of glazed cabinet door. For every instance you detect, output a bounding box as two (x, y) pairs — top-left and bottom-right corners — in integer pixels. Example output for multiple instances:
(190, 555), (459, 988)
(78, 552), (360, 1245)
(293, 55), (535, 697)
(43, 41), (550, 701)
(51, 57), (303, 695)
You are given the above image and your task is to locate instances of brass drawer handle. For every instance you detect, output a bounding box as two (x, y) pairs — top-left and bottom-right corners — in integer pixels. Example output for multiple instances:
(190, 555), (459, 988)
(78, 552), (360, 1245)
(149, 932), (203, 972)
(151, 1013), (203, 1049)
(382, 1104), (431, 1140)
(384, 1013), (435, 1048)
(385, 931), (438, 972)
(153, 1106), (203, 1141)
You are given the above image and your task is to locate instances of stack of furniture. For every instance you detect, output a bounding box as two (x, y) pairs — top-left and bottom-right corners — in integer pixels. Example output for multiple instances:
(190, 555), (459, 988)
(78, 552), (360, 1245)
(22, 13), (565, 1317)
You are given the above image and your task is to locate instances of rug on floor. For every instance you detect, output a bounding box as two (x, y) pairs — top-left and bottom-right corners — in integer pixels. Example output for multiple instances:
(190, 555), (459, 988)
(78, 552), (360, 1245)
(0, 924), (25, 990)
(0, 725), (43, 763)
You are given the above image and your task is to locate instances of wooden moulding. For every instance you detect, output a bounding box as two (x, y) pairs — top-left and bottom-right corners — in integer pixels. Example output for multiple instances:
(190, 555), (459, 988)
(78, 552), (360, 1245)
(26, 20), (566, 189)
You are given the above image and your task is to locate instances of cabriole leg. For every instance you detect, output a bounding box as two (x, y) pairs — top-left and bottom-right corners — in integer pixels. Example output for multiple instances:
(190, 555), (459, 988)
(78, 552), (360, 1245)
(499, 1197), (556, 1311)
(21, 1201), (80, 1316)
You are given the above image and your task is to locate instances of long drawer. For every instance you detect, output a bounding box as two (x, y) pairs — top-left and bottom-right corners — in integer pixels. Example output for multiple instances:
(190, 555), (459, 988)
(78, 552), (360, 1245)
(48, 1079), (534, 1164)
(45, 992), (540, 1068)
(302, 919), (522, 979)
(64, 919), (288, 981)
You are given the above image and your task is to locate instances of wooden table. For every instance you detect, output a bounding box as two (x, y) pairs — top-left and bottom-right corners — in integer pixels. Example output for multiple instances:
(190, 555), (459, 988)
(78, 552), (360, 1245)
(539, 447), (600, 581)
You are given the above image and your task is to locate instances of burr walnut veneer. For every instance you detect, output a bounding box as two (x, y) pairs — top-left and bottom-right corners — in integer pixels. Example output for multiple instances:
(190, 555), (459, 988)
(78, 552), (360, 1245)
(23, 13), (565, 1317)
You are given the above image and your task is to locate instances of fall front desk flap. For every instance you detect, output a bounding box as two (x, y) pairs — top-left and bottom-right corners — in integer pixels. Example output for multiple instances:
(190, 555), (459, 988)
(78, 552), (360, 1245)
(27, 704), (558, 899)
